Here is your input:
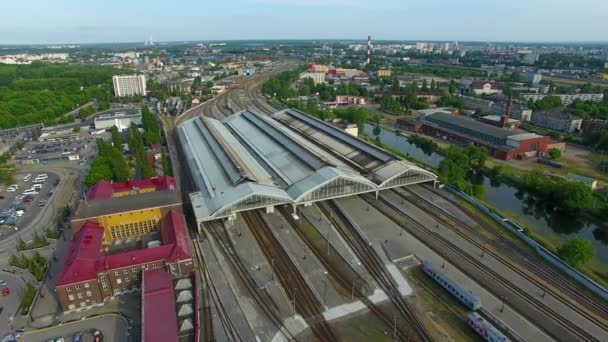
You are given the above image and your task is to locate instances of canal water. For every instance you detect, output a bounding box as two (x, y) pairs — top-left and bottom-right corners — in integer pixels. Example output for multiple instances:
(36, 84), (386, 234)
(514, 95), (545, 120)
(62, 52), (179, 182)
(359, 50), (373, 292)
(364, 123), (608, 263)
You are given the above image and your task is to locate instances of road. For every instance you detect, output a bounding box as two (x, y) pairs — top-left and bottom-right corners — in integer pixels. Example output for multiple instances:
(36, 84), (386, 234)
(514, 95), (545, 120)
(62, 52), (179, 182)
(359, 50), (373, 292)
(18, 313), (129, 342)
(0, 268), (36, 332)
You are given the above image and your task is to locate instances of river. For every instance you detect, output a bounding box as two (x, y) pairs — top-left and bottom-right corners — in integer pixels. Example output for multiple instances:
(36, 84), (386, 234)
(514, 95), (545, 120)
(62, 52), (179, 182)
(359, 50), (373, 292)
(364, 123), (608, 264)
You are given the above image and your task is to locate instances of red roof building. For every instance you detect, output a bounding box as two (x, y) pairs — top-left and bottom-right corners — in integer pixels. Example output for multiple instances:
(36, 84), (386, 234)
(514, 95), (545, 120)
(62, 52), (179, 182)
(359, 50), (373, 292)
(141, 270), (179, 342)
(86, 176), (176, 201)
(55, 210), (194, 311)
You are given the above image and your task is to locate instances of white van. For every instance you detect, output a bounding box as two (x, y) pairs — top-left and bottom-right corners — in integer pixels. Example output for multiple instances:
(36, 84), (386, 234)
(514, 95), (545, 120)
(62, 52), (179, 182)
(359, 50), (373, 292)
(33, 184), (43, 191)
(23, 174), (31, 182)
(37, 174), (48, 179)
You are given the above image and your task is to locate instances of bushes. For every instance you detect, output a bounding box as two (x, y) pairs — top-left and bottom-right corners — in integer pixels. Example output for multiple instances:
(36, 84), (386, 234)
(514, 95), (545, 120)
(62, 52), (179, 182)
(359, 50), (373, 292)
(16, 231), (48, 251)
(519, 170), (594, 213)
(557, 237), (596, 269)
(20, 284), (36, 315)
(9, 251), (47, 281)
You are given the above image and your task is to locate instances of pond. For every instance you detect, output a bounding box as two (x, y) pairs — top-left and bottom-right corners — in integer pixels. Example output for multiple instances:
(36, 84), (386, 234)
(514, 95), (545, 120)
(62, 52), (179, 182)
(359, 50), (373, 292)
(365, 123), (608, 264)
(363, 123), (443, 168)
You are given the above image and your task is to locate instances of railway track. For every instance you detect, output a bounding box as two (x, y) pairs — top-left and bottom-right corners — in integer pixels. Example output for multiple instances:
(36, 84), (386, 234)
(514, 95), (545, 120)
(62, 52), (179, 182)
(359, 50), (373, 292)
(279, 206), (428, 341)
(401, 185), (608, 332)
(204, 220), (298, 341)
(242, 210), (339, 342)
(318, 200), (433, 342)
(191, 231), (243, 342)
(365, 191), (601, 341)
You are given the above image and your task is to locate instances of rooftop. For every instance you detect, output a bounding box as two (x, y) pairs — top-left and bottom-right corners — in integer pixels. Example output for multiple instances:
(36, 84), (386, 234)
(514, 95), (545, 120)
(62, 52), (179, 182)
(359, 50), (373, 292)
(86, 176), (177, 201)
(142, 270), (179, 342)
(57, 210), (192, 286)
(178, 109), (436, 222)
(73, 190), (182, 221)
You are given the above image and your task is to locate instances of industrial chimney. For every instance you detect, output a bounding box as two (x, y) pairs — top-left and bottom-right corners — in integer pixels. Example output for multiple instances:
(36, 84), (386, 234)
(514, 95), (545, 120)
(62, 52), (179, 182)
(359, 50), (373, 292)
(366, 35), (372, 65)
(500, 95), (513, 128)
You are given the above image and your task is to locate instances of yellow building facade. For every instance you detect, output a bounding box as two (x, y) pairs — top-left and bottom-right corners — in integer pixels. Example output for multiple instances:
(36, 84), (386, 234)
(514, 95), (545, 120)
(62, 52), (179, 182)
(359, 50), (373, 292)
(97, 207), (162, 242)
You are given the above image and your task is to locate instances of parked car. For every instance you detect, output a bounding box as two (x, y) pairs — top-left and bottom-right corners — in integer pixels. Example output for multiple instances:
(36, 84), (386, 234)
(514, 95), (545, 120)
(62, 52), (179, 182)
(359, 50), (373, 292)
(1, 287), (9, 296)
(38, 200), (47, 207)
(72, 333), (82, 342)
(0, 280), (6, 286)
(15, 210), (24, 217)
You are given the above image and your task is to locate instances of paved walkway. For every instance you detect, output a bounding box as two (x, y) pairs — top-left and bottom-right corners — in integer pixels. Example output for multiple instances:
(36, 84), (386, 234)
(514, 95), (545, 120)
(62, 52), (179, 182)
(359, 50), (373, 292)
(338, 195), (556, 342)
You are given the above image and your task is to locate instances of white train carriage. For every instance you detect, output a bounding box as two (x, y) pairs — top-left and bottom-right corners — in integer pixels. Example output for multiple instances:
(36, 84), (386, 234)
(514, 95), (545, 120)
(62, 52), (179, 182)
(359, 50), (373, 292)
(467, 312), (511, 342)
(422, 260), (482, 310)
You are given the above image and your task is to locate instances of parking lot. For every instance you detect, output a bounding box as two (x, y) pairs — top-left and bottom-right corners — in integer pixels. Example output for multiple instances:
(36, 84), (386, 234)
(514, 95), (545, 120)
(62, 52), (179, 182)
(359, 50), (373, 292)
(18, 313), (128, 342)
(13, 130), (103, 164)
(0, 172), (61, 242)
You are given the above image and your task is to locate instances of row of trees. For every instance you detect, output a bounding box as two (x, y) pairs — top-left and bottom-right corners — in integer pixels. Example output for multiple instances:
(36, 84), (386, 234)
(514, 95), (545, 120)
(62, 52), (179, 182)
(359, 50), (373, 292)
(85, 139), (131, 186)
(519, 170), (595, 213)
(299, 78), (369, 100)
(283, 99), (378, 131)
(262, 66), (306, 99)
(568, 99), (608, 120)
(127, 123), (155, 179)
(141, 106), (161, 146)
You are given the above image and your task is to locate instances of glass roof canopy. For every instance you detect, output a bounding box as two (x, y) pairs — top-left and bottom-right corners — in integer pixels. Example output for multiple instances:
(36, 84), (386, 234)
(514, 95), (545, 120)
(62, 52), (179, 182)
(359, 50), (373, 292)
(178, 109), (437, 223)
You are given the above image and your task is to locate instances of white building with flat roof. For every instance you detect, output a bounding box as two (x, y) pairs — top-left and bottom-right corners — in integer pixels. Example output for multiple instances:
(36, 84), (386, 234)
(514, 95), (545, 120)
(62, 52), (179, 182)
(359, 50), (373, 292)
(112, 75), (147, 97)
(94, 111), (142, 131)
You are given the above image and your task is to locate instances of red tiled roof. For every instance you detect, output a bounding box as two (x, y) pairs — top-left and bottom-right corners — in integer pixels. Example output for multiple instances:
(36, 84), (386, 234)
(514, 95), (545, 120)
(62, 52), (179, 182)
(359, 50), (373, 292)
(56, 210), (191, 287)
(142, 270), (179, 342)
(55, 222), (105, 286)
(160, 210), (193, 262)
(86, 176), (177, 200)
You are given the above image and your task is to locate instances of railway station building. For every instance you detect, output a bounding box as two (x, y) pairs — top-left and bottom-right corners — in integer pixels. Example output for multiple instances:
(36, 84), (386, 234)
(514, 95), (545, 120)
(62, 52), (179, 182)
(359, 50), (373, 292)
(177, 108), (437, 229)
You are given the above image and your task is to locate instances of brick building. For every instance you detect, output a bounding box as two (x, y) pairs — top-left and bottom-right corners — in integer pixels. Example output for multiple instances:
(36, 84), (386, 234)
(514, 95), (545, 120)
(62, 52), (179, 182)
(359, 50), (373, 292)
(55, 210), (194, 312)
(418, 112), (549, 160)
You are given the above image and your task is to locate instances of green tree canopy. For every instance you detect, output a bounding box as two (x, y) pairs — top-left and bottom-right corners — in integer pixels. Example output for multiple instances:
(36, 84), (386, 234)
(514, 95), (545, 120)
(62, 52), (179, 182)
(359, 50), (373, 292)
(557, 237), (595, 268)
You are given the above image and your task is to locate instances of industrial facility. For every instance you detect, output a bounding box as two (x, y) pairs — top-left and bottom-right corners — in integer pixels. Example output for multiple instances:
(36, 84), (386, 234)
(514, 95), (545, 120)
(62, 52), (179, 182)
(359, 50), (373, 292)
(177, 109), (437, 226)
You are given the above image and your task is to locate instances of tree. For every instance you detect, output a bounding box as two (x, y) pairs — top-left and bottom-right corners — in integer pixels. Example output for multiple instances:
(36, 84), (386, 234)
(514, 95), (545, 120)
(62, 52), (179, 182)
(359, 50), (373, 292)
(141, 105), (161, 146)
(548, 148), (562, 160)
(17, 236), (27, 251)
(557, 237), (595, 268)
(110, 126), (122, 150)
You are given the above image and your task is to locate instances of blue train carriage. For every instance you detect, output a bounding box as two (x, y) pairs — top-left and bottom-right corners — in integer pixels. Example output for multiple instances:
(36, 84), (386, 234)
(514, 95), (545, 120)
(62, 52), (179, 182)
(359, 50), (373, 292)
(466, 312), (511, 342)
(421, 260), (482, 310)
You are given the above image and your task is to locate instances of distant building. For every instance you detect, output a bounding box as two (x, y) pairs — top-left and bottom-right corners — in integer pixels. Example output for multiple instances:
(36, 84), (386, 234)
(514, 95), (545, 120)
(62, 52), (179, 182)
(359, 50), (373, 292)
(313, 64), (329, 73)
(470, 81), (504, 95)
(94, 111), (142, 131)
(377, 69), (393, 77)
(522, 93), (604, 106)
(481, 115), (521, 129)
(460, 95), (532, 121)
(582, 119), (608, 135)
(526, 72), (543, 84)
(531, 109), (582, 133)
(210, 85), (226, 94)
(163, 80), (193, 94)
(112, 75), (147, 97)
(237, 67), (256, 76)
(300, 72), (326, 85)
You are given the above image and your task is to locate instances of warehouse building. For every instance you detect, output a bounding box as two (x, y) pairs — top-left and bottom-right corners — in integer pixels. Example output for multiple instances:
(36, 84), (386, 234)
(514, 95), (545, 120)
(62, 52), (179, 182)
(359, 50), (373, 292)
(94, 110), (142, 131)
(420, 112), (549, 160)
(177, 109), (437, 226)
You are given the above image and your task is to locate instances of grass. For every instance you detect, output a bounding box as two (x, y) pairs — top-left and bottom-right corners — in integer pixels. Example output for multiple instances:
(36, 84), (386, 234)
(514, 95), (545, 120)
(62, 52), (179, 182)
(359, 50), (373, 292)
(407, 267), (482, 342)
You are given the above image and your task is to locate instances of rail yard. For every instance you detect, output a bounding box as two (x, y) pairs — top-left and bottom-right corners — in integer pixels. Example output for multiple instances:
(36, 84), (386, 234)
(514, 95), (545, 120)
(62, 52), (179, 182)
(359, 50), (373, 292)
(163, 60), (608, 341)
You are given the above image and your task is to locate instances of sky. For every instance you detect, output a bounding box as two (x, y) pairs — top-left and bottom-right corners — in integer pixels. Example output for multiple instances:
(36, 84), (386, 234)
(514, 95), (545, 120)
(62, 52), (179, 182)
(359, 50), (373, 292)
(1, 0), (607, 44)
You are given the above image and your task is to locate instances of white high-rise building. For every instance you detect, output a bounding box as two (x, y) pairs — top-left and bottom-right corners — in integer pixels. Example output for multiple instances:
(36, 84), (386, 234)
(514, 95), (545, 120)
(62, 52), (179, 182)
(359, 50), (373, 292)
(112, 75), (147, 97)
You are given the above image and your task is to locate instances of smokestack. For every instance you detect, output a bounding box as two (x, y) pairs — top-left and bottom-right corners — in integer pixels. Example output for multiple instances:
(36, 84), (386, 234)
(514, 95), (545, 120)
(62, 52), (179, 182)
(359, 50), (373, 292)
(366, 35), (372, 65)
(501, 95), (513, 128)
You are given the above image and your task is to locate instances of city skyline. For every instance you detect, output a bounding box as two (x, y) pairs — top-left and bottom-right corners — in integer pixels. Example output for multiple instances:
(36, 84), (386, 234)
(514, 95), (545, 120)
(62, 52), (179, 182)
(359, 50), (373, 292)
(1, 0), (607, 44)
